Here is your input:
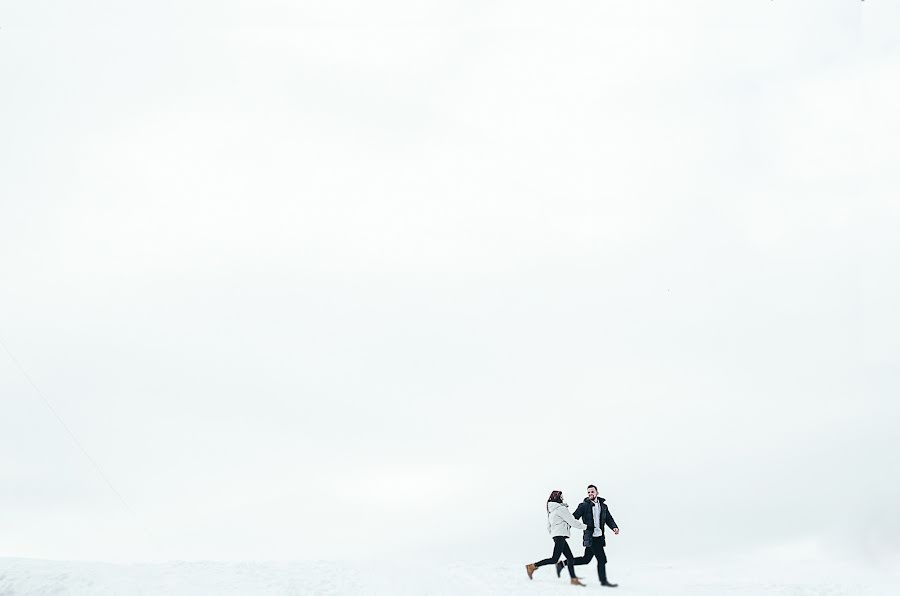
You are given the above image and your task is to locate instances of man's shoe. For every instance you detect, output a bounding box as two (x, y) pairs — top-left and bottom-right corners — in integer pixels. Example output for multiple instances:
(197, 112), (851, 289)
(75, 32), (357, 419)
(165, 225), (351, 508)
(555, 561), (565, 577)
(570, 577), (586, 586)
(600, 581), (618, 587)
(525, 563), (537, 579)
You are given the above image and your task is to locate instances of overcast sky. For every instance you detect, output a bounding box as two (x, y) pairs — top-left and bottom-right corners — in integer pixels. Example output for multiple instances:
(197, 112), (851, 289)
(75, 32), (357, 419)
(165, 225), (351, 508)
(1, 0), (899, 565)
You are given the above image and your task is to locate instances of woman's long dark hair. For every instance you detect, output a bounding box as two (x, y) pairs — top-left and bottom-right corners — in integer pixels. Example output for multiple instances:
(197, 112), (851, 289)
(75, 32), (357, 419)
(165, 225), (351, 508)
(546, 490), (563, 512)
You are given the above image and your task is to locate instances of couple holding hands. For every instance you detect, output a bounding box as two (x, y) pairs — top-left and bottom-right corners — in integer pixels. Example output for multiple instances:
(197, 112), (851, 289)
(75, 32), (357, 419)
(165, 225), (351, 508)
(525, 484), (620, 587)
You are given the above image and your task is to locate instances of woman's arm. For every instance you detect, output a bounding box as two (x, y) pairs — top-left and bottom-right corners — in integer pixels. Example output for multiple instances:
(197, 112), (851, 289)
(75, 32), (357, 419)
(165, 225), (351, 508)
(560, 506), (586, 531)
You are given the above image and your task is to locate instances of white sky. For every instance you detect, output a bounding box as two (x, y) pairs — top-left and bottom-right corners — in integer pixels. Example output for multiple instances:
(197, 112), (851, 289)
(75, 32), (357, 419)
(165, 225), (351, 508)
(1, 0), (899, 564)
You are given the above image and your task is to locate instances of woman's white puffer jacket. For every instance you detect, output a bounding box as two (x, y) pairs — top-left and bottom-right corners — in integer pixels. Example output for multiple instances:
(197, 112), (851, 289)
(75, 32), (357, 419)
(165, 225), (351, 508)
(547, 501), (586, 538)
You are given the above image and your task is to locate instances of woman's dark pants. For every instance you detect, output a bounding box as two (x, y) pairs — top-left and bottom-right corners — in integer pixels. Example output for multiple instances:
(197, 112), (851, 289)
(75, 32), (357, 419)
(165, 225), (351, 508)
(534, 536), (576, 579)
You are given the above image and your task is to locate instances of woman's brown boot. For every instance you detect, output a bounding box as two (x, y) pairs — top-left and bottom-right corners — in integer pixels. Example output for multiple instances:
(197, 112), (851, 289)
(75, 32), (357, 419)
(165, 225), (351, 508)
(525, 563), (537, 579)
(571, 577), (586, 586)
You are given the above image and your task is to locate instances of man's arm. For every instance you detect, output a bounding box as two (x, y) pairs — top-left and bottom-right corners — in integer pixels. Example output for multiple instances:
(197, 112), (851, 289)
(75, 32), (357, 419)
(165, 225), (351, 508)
(606, 507), (619, 534)
(573, 503), (585, 520)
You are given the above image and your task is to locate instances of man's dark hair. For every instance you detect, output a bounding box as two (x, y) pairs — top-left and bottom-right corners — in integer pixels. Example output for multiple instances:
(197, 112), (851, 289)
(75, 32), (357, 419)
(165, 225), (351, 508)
(587, 484), (598, 491)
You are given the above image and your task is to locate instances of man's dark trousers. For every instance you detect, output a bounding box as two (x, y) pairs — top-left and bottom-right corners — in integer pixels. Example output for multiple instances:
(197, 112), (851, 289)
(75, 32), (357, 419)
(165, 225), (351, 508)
(570, 537), (610, 583)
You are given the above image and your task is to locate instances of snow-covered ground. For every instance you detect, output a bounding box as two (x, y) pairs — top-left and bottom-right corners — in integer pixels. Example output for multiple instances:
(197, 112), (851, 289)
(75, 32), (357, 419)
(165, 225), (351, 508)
(1, 555), (897, 596)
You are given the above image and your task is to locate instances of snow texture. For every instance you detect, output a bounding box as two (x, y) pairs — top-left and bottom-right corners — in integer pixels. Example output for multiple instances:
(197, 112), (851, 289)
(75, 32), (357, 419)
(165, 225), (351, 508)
(1, 555), (897, 595)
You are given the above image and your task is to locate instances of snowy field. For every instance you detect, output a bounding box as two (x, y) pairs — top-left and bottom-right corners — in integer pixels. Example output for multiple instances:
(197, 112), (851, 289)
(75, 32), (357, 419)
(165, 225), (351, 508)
(2, 555), (898, 596)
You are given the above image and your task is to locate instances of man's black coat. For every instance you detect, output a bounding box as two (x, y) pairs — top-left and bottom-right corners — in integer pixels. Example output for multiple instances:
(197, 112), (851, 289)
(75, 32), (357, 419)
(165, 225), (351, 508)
(572, 497), (618, 547)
